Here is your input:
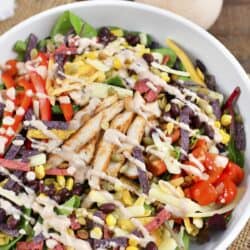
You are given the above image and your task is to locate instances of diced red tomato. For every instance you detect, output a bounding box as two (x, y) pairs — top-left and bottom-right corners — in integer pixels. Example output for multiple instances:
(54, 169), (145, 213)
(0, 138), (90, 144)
(189, 181), (218, 205)
(0, 159), (30, 171)
(30, 71), (51, 121)
(37, 52), (48, 67)
(144, 86), (161, 102)
(204, 153), (228, 184)
(1, 72), (15, 89)
(170, 128), (181, 143)
(4, 60), (18, 76)
(145, 209), (171, 233)
(147, 159), (167, 176)
(192, 139), (208, 161)
(17, 241), (43, 250)
(215, 177), (237, 205)
(220, 162), (244, 185)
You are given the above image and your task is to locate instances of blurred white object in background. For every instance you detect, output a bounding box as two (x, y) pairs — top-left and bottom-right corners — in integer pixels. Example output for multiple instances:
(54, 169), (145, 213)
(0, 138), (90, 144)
(0, 0), (16, 21)
(136, 0), (224, 29)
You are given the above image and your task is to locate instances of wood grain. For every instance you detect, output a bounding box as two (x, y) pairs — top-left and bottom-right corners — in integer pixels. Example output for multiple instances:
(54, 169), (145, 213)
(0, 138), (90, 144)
(210, 0), (250, 71)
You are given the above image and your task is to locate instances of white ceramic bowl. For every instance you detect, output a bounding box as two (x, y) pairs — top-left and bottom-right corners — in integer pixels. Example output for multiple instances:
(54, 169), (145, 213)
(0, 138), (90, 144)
(0, 1), (249, 249)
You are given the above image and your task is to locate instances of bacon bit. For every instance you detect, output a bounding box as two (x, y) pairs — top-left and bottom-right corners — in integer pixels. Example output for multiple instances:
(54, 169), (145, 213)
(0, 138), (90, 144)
(144, 86), (161, 103)
(134, 79), (150, 94)
(55, 44), (78, 55)
(53, 243), (66, 250)
(45, 168), (71, 176)
(70, 215), (81, 230)
(162, 55), (170, 65)
(145, 209), (171, 233)
(16, 240), (44, 250)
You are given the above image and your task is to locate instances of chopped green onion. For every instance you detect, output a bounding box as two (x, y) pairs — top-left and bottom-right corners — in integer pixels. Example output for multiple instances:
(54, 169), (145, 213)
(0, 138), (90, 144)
(13, 40), (27, 53)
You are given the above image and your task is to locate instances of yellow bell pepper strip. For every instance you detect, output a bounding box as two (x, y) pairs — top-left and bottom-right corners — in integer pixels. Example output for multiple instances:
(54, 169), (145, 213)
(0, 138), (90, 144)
(27, 129), (75, 140)
(166, 39), (205, 85)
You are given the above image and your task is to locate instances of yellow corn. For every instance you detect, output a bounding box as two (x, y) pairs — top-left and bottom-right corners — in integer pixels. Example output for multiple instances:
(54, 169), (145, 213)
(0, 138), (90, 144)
(118, 219), (135, 232)
(78, 216), (86, 225)
(27, 129), (75, 140)
(166, 39), (204, 85)
(111, 29), (124, 37)
(86, 51), (98, 59)
(160, 72), (170, 82)
(44, 178), (54, 186)
(221, 114), (232, 127)
(106, 214), (117, 228)
(0, 233), (11, 246)
(35, 165), (45, 179)
(166, 122), (174, 135)
(214, 121), (221, 128)
(126, 246), (139, 250)
(96, 71), (106, 82)
(122, 190), (133, 206)
(196, 67), (205, 81)
(90, 227), (103, 239)
(67, 228), (74, 236)
(66, 177), (74, 191)
(184, 218), (199, 236)
(57, 176), (66, 188)
(129, 238), (138, 247)
(66, 247), (74, 250)
(135, 44), (150, 57)
(38, 193), (47, 199)
(170, 177), (184, 187)
(113, 57), (122, 70)
(220, 129), (231, 145)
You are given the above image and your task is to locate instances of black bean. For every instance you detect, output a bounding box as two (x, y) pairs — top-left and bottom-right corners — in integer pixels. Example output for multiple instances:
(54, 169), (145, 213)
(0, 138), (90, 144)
(57, 188), (72, 203)
(205, 74), (217, 91)
(196, 59), (207, 74)
(190, 115), (201, 129)
(52, 194), (62, 204)
(0, 208), (6, 223)
(143, 53), (154, 65)
(72, 183), (85, 196)
(145, 241), (158, 250)
(42, 184), (56, 197)
(99, 203), (116, 214)
(202, 122), (214, 139)
(170, 103), (180, 118)
(7, 216), (19, 229)
(125, 33), (140, 46)
(149, 41), (161, 49)
(98, 27), (116, 45)
(217, 143), (226, 153)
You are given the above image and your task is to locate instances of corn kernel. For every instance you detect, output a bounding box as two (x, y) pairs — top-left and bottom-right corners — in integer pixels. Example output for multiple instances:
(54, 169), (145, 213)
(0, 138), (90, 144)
(221, 114), (232, 127)
(111, 29), (124, 37)
(118, 219), (135, 232)
(129, 238), (138, 246)
(219, 129), (231, 145)
(196, 67), (205, 81)
(90, 227), (103, 239)
(113, 57), (122, 70)
(86, 51), (98, 59)
(57, 176), (66, 188)
(67, 228), (74, 236)
(126, 246), (139, 250)
(66, 177), (74, 191)
(160, 72), (170, 82)
(78, 216), (86, 225)
(38, 193), (47, 199)
(96, 71), (106, 82)
(184, 218), (195, 234)
(170, 177), (184, 187)
(106, 214), (117, 227)
(166, 122), (174, 135)
(122, 190), (133, 206)
(35, 165), (45, 179)
(214, 121), (221, 128)
(66, 247), (74, 250)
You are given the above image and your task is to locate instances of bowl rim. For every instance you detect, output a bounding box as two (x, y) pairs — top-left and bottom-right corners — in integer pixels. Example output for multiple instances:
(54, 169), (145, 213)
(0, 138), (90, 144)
(1, 1), (250, 249)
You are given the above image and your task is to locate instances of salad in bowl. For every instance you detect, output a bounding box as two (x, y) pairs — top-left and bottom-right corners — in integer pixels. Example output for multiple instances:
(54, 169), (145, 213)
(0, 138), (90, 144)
(0, 10), (246, 250)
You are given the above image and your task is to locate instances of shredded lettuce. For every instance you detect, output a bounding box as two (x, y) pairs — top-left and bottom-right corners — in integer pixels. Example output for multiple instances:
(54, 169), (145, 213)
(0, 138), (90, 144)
(57, 195), (81, 215)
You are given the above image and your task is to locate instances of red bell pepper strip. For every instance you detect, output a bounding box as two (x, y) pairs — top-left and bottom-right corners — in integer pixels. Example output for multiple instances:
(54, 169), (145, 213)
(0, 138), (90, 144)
(223, 86), (241, 111)
(30, 71), (51, 121)
(147, 159), (167, 177)
(17, 241), (44, 250)
(145, 209), (171, 233)
(4, 59), (18, 77)
(59, 95), (74, 122)
(37, 52), (48, 67)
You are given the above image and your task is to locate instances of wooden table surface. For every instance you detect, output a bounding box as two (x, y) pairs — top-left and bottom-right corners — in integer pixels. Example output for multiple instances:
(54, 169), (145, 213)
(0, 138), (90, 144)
(210, 0), (250, 72)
